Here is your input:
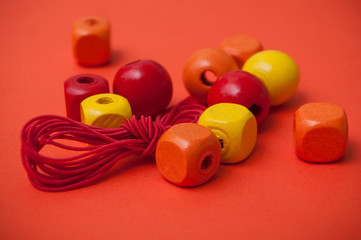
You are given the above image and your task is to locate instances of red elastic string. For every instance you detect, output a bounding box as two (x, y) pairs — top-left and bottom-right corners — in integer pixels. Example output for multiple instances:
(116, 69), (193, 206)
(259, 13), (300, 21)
(20, 97), (206, 192)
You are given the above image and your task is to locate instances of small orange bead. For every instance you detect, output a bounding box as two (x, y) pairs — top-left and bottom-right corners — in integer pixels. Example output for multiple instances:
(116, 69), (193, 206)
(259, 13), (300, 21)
(155, 123), (221, 187)
(72, 16), (111, 66)
(294, 102), (348, 162)
(183, 48), (239, 104)
(220, 35), (263, 67)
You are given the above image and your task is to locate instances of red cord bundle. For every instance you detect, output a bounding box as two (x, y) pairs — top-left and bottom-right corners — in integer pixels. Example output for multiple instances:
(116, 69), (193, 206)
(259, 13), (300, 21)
(21, 97), (206, 192)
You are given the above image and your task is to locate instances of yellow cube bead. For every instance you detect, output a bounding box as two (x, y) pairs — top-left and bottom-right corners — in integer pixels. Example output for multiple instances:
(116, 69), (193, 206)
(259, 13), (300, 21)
(198, 103), (257, 164)
(80, 93), (132, 128)
(242, 50), (300, 106)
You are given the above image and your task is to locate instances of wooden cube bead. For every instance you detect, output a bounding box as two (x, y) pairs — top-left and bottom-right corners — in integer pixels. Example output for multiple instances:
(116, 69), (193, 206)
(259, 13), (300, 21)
(80, 93), (132, 128)
(183, 48), (239, 104)
(198, 103), (257, 164)
(155, 123), (221, 187)
(72, 16), (111, 66)
(64, 74), (109, 121)
(220, 34), (263, 67)
(294, 102), (348, 162)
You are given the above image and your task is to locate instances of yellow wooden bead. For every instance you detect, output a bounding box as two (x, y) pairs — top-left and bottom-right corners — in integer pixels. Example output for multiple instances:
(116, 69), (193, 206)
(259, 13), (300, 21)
(198, 103), (257, 164)
(80, 93), (132, 128)
(242, 50), (300, 106)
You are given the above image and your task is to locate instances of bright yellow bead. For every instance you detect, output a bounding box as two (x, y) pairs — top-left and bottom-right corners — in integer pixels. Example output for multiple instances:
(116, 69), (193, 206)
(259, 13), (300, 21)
(198, 103), (257, 164)
(80, 93), (132, 128)
(242, 50), (300, 106)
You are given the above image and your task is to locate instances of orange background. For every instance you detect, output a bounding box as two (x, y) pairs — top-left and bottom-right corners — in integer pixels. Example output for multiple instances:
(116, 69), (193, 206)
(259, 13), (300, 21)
(1, 0), (361, 239)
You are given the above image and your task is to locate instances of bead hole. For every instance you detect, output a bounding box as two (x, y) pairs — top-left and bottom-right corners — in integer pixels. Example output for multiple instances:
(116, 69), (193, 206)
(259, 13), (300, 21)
(201, 70), (218, 86)
(249, 104), (262, 117)
(218, 138), (224, 149)
(77, 77), (94, 84)
(97, 97), (114, 104)
(201, 155), (214, 173)
(85, 19), (98, 26)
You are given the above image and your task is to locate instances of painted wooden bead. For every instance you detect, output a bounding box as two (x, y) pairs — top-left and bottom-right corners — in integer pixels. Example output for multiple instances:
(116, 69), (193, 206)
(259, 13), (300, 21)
(72, 16), (111, 66)
(220, 34), (263, 67)
(183, 48), (239, 104)
(242, 50), (300, 106)
(80, 93), (132, 128)
(64, 74), (109, 121)
(155, 123), (221, 187)
(198, 103), (257, 164)
(294, 102), (348, 162)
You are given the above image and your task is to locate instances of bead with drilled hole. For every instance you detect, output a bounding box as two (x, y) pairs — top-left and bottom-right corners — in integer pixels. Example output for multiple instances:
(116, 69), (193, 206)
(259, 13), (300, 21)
(72, 16), (111, 66)
(242, 50), (300, 106)
(183, 48), (239, 104)
(220, 34), (263, 67)
(155, 123), (221, 187)
(207, 70), (270, 124)
(64, 74), (109, 121)
(80, 93), (132, 128)
(294, 102), (348, 162)
(198, 103), (257, 164)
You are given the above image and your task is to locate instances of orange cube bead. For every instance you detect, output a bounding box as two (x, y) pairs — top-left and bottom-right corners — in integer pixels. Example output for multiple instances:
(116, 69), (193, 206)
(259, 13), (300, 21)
(72, 16), (111, 66)
(155, 123), (221, 187)
(183, 48), (239, 104)
(294, 102), (348, 162)
(220, 34), (263, 67)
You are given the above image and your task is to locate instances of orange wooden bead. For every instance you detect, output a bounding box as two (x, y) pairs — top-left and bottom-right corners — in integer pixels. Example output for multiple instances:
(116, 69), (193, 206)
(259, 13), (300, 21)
(72, 16), (111, 66)
(294, 102), (348, 162)
(220, 34), (263, 67)
(183, 48), (239, 104)
(155, 123), (221, 187)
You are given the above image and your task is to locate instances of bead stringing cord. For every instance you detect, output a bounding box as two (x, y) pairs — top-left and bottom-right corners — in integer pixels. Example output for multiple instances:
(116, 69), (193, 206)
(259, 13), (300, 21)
(21, 97), (206, 192)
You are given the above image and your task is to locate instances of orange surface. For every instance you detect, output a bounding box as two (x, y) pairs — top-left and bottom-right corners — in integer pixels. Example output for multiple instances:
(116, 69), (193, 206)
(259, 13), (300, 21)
(1, 0), (361, 239)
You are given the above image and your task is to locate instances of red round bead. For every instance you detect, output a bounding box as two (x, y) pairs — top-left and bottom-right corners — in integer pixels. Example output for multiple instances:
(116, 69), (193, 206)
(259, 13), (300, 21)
(113, 59), (173, 117)
(207, 70), (270, 123)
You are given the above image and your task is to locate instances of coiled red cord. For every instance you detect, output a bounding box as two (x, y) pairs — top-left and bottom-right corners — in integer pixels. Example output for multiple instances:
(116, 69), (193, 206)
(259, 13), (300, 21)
(21, 97), (206, 192)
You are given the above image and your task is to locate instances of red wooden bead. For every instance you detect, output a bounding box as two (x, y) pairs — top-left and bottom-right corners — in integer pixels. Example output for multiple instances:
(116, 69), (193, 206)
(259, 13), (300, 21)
(294, 102), (348, 162)
(64, 74), (109, 121)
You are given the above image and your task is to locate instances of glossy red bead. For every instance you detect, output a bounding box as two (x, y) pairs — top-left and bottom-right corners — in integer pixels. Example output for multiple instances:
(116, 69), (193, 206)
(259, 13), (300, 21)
(207, 70), (270, 123)
(64, 74), (109, 121)
(113, 59), (173, 117)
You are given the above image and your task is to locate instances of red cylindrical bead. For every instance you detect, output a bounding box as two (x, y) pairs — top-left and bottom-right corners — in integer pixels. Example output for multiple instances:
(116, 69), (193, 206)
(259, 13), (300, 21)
(64, 74), (109, 121)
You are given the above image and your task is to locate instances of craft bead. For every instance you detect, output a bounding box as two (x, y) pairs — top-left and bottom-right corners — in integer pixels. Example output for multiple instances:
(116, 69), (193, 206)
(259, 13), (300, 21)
(113, 59), (173, 117)
(198, 103), (257, 164)
(207, 70), (270, 124)
(72, 16), (111, 66)
(220, 34), (263, 67)
(242, 50), (300, 106)
(64, 74), (109, 121)
(183, 48), (239, 104)
(80, 93), (132, 128)
(294, 102), (348, 162)
(155, 123), (221, 187)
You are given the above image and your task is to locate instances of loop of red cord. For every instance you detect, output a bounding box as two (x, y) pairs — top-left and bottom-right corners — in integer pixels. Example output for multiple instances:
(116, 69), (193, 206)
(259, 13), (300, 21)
(21, 97), (206, 192)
